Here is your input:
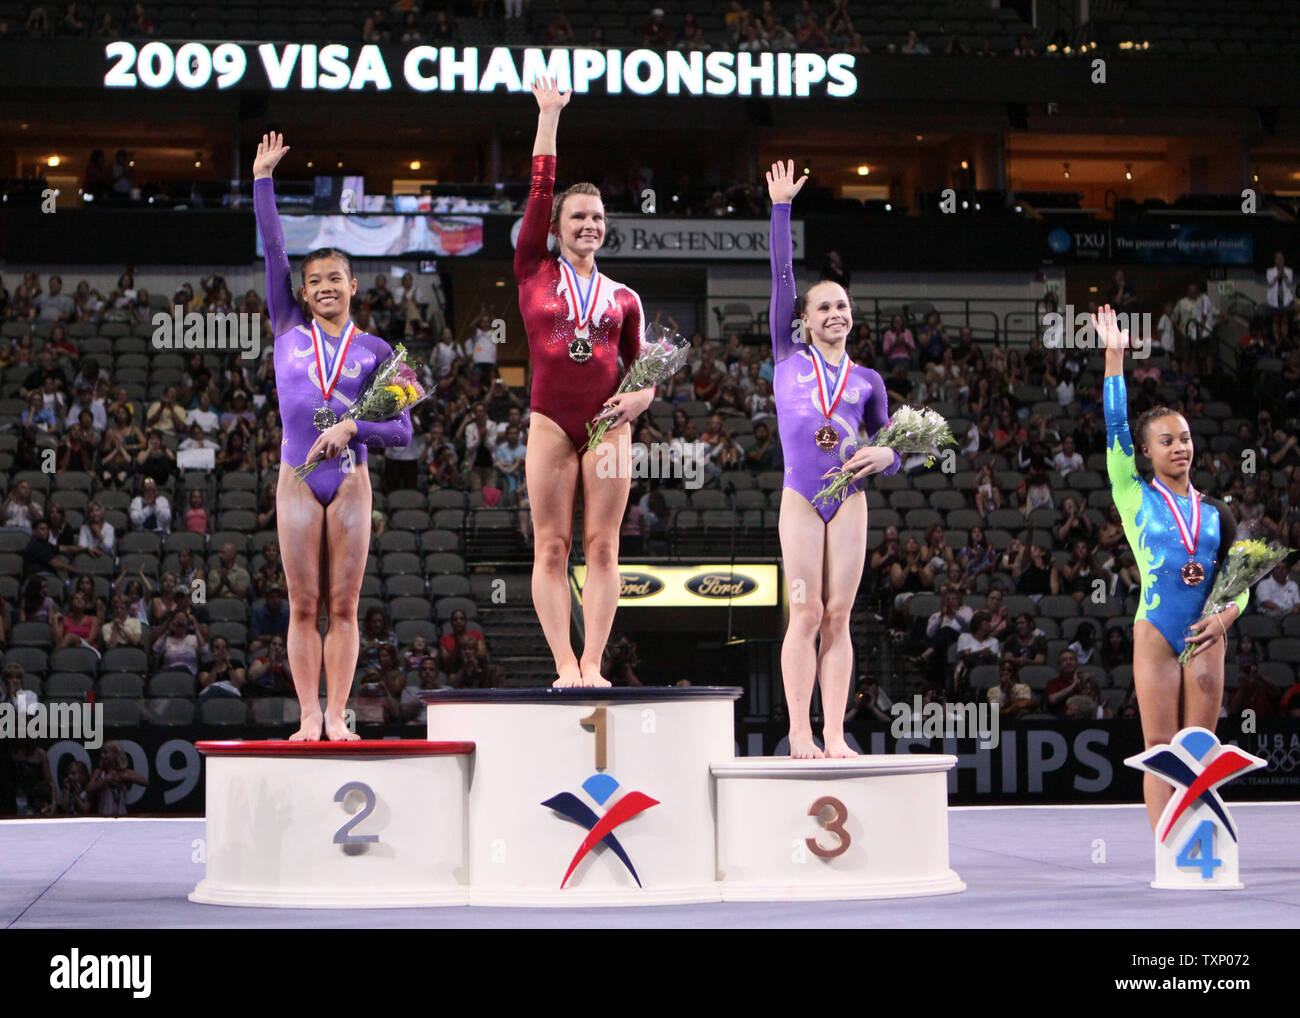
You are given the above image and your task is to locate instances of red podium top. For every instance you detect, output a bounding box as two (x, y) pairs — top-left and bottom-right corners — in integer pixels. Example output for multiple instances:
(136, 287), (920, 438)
(196, 740), (475, 758)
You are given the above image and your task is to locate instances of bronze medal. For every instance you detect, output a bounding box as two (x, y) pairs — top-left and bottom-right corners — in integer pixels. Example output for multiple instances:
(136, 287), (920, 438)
(313, 406), (339, 432)
(1181, 561), (1205, 586)
(815, 424), (839, 451)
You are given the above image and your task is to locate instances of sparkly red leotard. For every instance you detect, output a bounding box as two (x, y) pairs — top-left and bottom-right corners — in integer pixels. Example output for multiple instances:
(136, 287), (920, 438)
(514, 154), (644, 451)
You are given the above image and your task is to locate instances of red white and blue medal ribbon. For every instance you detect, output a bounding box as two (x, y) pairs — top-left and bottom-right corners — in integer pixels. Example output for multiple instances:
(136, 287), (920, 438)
(310, 318), (356, 400)
(1151, 477), (1200, 557)
(807, 345), (852, 421)
(558, 255), (601, 339)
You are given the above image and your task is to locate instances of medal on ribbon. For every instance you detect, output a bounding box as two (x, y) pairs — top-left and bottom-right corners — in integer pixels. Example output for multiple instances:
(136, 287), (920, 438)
(559, 255), (601, 362)
(1152, 477), (1204, 586)
(806, 346), (851, 453)
(310, 318), (356, 430)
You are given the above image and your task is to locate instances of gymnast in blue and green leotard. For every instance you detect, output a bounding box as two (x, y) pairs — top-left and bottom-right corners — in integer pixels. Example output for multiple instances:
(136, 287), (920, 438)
(1097, 305), (1246, 832)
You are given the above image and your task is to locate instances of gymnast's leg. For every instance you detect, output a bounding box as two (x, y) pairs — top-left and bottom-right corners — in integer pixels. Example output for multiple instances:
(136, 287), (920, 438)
(526, 411), (583, 686)
(277, 462), (324, 741)
(322, 465), (372, 741)
(779, 488), (828, 758)
(577, 422), (633, 687)
(1133, 619), (1183, 831)
(819, 490), (868, 758)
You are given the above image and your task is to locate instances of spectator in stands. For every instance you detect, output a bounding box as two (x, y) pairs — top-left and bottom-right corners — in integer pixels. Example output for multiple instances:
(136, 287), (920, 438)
(361, 7), (389, 42)
(956, 611), (1000, 679)
(883, 315), (916, 369)
(437, 609), (485, 670)
(247, 635), (292, 696)
(135, 430), (176, 487)
(1256, 561), (1300, 617)
(52, 591), (99, 650)
(359, 606), (399, 671)
(146, 386), (187, 435)
(1044, 649), (1083, 717)
(129, 477), (171, 534)
(1054, 497), (1095, 549)
(744, 419), (780, 472)
(544, 12), (574, 44)
(870, 525), (901, 577)
(956, 525), (995, 580)
(58, 759), (91, 816)
(1104, 269), (1138, 311)
(984, 587), (1010, 640)
(198, 636), (246, 700)
(123, 2), (153, 36)
(186, 389), (220, 435)
(246, 585), (288, 657)
(178, 422), (219, 467)
(884, 362), (913, 404)
(57, 409), (97, 472)
(119, 576), (149, 626)
(1068, 620), (1100, 665)
(846, 675), (891, 723)
(102, 594), (143, 649)
(1267, 251), (1293, 346)
(494, 424), (527, 495)
(890, 537), (934, 616)
(1, 480), (44, 533)
(208, 543), (252, 605)
(642, 7), (671, 48)
(922, 524), (954, 575)
(1227, 663), (1280, 718)
(1100, 625), (1131, 671)
(19, 576), (54, 625)
(45, 503), (78, 558)
(23, 520), (80, 582)
(220, 390), (256, 434)
(913, 586), (972, 686)
(215, 430), (255, 475)
(181, 490), (209, 535)
(457, 402), (500, 490)
(1173, 282), (1215, 349)
(149, 572), (184, 627)
(255, 477), (277, 531)
(1008, 541), (1060, 599)
(1002, 613), (1047, 668)
(76, 500), (115, 558)
(901, 28), (928, 54)
(35, 275), (74, 324)
(1051, 436), (1083, 478)
(1061, 538), (1105, 604)
(1018, 469), (1054, 516)
(971, 463), (1001, 516)
(151, 606), (207, 675)
(87, 743), (145, 816)
(253, 543), (286, 599)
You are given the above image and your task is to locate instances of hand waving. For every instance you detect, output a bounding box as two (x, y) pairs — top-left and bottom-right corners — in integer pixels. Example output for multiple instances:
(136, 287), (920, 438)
(530, 75), (571, 113)
(253, 131), (290, 180)
(766, 158), (808, 205)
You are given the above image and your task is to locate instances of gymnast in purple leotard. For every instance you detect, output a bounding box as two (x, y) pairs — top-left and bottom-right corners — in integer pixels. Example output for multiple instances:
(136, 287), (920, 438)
(767, 159), (901, 759)
(253, 132), (413, 742)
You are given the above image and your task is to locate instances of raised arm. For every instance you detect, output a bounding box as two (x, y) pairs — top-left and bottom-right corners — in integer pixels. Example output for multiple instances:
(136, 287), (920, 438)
(766, 159), (807, 364)
(514, 77), (570, 284)
(252, 132), (305, 335)
(1097, 305), (1143, 524)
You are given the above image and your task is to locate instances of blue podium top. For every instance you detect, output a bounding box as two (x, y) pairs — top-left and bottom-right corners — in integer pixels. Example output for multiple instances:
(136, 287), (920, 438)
(418, 686), (743, 705)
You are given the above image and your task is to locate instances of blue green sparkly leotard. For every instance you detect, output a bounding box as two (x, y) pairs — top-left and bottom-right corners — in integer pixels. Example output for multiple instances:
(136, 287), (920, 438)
(1103, 374), (1247, 656)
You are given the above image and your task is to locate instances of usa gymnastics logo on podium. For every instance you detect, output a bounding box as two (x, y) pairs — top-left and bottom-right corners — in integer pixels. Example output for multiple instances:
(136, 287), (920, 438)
(542, 774), (660, 889)
(1125, 726), (1267, 890)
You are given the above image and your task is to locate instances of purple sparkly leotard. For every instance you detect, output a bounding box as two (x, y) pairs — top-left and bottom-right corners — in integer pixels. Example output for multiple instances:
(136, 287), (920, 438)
(254, 177), (412, 507)
(769, 202), (900, 523)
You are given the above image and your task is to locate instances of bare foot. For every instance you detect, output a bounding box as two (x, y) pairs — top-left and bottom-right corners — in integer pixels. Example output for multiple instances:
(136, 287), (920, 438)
(324, 713), (360, 742)
(552, 662), (583, 687)
(823, 736), (858, 759)
(288, 713), (322, 742)
(577, 660), (611, 687)
(789, 734), (825, 759)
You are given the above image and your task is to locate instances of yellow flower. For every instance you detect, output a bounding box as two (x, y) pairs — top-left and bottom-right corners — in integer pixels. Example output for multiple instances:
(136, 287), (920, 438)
(404, 384), (418, 403)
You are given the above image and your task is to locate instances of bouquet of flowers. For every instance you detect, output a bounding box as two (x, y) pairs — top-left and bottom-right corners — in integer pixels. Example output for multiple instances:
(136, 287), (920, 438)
(1177, 538), (1293, 665)
(813, 405), (955, 508)
(583, 322), (691, 452)
(294, 343), (428, 482)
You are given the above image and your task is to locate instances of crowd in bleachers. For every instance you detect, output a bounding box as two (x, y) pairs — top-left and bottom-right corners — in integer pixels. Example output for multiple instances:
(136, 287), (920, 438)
(6, 252), (1300, 811)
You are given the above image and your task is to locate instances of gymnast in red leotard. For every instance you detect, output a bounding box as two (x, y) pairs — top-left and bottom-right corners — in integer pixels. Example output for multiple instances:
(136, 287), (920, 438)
(515, 77), (654, 687)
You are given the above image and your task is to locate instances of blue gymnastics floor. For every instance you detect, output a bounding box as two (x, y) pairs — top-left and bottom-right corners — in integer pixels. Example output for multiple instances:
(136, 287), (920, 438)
(2, 804), (1297, 928)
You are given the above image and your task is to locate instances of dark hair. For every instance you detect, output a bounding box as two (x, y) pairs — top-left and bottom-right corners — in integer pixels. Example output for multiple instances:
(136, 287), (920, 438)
(1135, 405), (1182, 449)
(301, 247), (353, 283)
(796, 279), (852, 319)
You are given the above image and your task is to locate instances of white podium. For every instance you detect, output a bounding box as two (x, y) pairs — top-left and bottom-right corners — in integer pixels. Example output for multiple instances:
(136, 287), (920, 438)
(422, 687), (742, 906)
(712, 756), (966, 901)
(1125, 726), (1267, 890)
(190, 739), (474, 908)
